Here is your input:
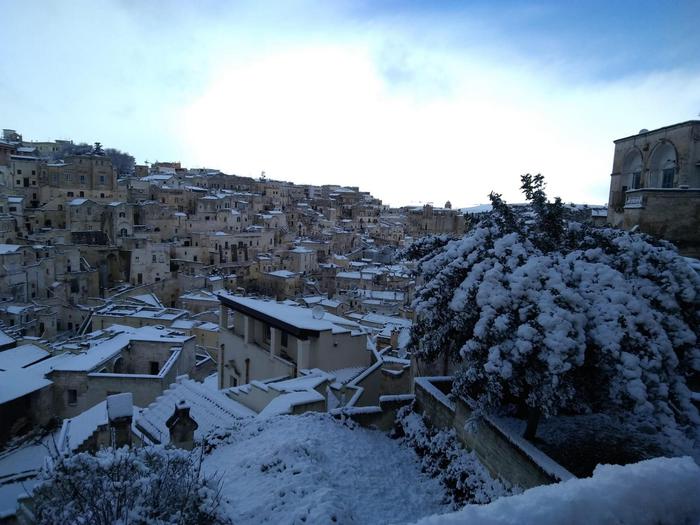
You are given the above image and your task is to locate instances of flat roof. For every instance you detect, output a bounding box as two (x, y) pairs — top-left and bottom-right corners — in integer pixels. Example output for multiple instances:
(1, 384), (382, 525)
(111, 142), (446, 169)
(217, 293), (359, 339)
(614, 120), (700, 143)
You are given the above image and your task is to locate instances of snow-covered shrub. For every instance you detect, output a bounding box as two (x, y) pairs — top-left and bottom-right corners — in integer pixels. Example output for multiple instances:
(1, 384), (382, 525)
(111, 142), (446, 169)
(31, 446), (231, 525)
(411, 174), (700, 452)
(394, 404), (512, 507)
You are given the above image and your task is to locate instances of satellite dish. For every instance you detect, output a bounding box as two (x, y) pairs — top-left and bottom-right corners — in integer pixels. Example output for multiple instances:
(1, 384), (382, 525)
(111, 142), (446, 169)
(312, 306), (325, 320)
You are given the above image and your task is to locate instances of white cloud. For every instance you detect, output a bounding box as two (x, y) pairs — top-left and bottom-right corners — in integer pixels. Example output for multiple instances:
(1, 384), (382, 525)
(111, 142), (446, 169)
(179, 38), (700, 207)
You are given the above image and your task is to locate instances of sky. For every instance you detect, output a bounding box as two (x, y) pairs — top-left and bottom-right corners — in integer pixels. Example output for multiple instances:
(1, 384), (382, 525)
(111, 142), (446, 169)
(2, 0), (700, 207)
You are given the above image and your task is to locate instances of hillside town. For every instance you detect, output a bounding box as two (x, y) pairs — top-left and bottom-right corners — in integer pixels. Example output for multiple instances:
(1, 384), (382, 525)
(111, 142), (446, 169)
(0, 122), (699, 524)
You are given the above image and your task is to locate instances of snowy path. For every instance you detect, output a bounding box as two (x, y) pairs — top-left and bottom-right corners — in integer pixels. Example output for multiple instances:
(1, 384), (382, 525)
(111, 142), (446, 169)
(203, 413), (448, 524)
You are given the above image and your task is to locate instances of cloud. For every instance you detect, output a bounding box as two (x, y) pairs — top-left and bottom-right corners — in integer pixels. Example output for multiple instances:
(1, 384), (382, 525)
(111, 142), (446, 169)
(3, 1), (700, 206)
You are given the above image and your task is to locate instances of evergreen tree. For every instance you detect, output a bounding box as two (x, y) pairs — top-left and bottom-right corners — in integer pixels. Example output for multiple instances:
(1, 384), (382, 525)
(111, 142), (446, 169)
(411, 174), (700, 450)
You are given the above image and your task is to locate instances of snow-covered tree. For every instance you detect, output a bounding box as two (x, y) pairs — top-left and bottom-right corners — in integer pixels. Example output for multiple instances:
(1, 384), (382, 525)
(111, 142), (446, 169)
(410, 174), (700, 450)
(31, 445), (231, 525)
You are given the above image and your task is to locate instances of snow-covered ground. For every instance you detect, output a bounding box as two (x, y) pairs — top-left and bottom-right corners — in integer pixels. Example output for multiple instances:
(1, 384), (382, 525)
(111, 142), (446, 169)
(411, 456), (700, 525)
(202, 413), (449, 524)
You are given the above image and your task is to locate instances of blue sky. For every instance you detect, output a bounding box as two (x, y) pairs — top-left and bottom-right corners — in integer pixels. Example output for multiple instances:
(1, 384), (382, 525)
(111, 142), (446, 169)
(2, 1), (699, 206)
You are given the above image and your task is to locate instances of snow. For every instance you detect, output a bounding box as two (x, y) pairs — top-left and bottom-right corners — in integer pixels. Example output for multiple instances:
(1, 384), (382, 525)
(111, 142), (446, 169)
(51, 324), (192, 372)
(130, 293), (164, 308)
(0, 366), (54, 404)
(415, 377), (456, 411)
(0, 329), (14, 347)
(0, 244), (21, 255)
(57, 401), (108, 452)
(0, 344), (48, 371)
(107, 392), (133, 420)
(266, 269), (297, 278)
(203, 413), (447, 524)
(218, 294), (361, 334)
(411, 456), (700, 525)
(269, 372), (332, 392)
(258, 390), (325, 417)
(135, 376), (254, 444)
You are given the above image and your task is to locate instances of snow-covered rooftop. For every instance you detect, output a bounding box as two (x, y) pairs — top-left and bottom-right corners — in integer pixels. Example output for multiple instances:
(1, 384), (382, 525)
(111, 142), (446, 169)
(136, 376), (254, 443)
(218, 293), (361, 335)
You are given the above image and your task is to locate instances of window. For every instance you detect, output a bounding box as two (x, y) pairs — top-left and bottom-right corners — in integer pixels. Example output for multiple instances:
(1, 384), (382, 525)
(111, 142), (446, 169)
(100, 175), (105, 183)
(17, 169), (22, 175)
(68, 389), (78, 405)
(662, 168), (674, 188)
(152, 254), (157, 263)
(632, 171), (641, 189)
(149, 361), (159, 375)
(281, 331), (288, 348)
(80, 175), (86, 184)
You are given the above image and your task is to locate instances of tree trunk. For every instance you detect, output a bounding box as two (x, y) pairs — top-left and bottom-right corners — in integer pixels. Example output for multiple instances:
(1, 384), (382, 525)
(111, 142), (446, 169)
(523, 406), (541, 441)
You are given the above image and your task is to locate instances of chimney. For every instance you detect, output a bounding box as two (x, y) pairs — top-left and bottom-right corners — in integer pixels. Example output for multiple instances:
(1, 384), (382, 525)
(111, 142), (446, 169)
(166, 400), (199, 450)
(390, 327), (400, 350)
(107, 393), (133, 448)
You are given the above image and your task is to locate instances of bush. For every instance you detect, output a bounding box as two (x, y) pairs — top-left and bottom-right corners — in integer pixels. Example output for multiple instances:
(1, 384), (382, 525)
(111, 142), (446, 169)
(31, 445), (231, 525)
(393, 404), (513, 507)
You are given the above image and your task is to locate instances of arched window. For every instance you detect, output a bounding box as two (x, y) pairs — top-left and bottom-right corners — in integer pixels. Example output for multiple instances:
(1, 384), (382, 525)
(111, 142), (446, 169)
(621, 150), (643, 191)
(119, 228), (128, 237)
(648, 141), (677, 188)
(113, 357), (124, 374)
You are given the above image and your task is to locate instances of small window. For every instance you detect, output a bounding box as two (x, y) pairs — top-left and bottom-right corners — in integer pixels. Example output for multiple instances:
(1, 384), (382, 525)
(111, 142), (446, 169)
(281, 331), (288, 348)
(149, 361), (159, 375)
(68, 389), (78, 405)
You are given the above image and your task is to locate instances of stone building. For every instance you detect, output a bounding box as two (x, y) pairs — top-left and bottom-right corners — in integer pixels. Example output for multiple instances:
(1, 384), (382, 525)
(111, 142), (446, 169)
(42, 152), (118, 202)
(607, 121), (700, 256)
(404, 204), (464, 236)
(0, 324), (197, 433)
(217, 293), (370, 388)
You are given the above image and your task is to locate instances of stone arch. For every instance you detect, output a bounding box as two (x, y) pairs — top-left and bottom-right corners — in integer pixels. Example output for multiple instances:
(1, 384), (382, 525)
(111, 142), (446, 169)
(648, 141), (677, 188)
(621, 149), (643, 191)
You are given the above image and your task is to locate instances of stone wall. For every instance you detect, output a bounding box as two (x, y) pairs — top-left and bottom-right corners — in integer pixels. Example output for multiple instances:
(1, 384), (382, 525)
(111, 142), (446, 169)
(414, 377), (571, 489)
